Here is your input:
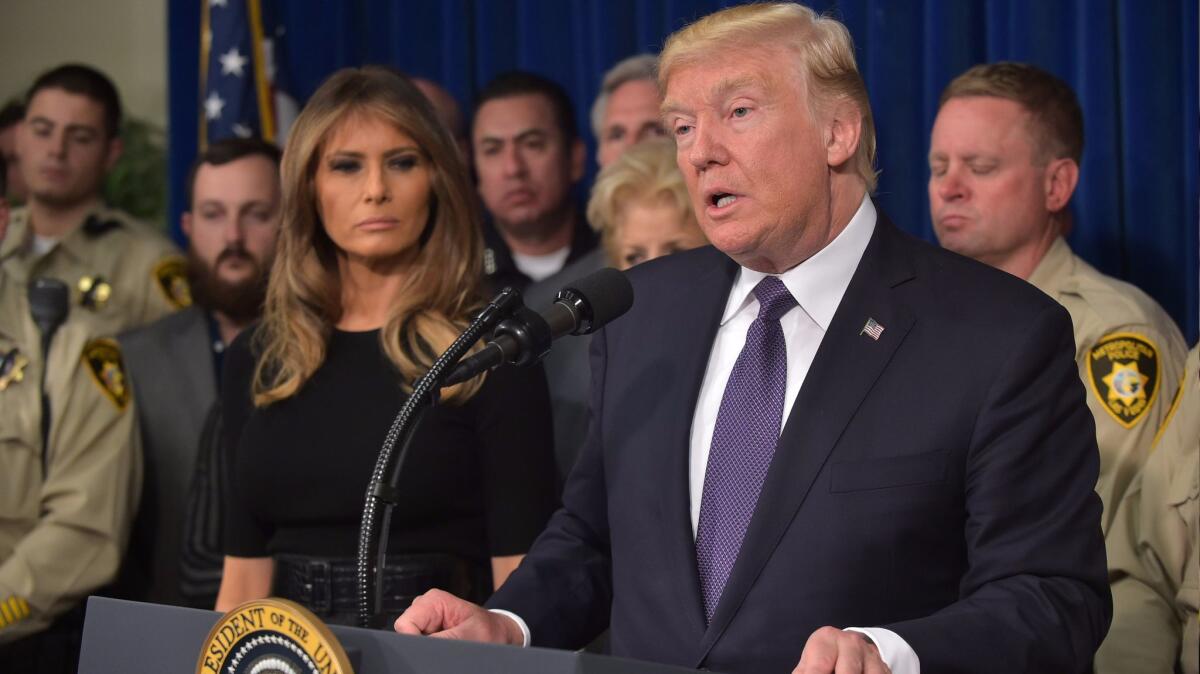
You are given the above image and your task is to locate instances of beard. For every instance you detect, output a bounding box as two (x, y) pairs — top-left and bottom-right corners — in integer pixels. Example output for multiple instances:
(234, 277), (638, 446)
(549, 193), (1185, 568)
(186, 244), (270, 323)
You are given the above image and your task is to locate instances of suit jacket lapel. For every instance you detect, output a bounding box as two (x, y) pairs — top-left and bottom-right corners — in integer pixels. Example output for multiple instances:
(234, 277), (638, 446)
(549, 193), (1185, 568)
(654, 250), (739, 643)
(694, 217), (918, 665)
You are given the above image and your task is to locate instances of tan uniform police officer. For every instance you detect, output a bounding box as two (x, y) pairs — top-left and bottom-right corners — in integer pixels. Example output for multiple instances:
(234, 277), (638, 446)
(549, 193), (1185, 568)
(929, 62), (1187, 531)
(0, 64), (187, 340)
(1025, 238), (1188, 527)
(1096, 345), (1199, 674)
(0, 271), (143, 647)
(0, 91), (143, 671)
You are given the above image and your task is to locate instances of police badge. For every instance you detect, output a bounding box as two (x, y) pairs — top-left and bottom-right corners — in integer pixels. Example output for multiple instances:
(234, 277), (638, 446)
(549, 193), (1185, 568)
(0, 348), (28, 391)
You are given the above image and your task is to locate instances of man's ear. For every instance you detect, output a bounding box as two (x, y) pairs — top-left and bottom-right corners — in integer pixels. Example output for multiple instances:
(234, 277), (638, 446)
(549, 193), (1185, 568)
(825, 100), (862, 169)
(103, 136), (124, 172)
(1044, 157), (1079, 212)
(180, 211), (193, 240)
(569, 137), (586, 182)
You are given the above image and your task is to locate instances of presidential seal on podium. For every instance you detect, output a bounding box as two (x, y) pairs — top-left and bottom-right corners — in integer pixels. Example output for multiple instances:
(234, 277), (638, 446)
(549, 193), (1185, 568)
(196, 598), (354, 674)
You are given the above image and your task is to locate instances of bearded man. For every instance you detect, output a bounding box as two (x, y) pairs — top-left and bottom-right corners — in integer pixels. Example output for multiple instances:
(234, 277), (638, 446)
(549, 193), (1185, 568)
(118, 137), (281, 607)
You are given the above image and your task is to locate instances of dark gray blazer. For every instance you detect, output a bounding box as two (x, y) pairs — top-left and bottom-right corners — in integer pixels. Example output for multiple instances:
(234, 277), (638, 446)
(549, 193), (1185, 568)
(118, 305), (217, 605)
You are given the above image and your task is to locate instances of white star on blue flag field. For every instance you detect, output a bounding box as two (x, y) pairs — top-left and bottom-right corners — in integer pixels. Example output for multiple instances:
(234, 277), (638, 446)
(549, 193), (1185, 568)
(202, 0), (264, 143)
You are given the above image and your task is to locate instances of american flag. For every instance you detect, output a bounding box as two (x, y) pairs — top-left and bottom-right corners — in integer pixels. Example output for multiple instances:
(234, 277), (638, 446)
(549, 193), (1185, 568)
(200, 0), (275, 146)
(861, 318), (885, 341)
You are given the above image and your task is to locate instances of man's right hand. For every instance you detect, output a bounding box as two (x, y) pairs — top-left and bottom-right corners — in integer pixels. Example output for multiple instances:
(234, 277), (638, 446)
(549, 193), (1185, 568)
(393, 589), (525, 646)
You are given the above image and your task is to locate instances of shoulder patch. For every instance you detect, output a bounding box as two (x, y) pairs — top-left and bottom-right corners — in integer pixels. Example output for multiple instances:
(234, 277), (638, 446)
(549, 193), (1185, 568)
(82, 214), (122, 236)
(153, 256), (192, 309)
(82, 338), (131, 410)
(1087, 332), (1161, 428)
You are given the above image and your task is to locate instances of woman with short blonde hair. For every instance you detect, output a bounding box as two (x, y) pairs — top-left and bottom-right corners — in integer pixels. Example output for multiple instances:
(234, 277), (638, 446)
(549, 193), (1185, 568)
(586, 138), (707, 269)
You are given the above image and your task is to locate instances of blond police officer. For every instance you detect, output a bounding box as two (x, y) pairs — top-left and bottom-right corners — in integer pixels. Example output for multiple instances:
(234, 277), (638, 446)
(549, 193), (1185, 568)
(0, 64), (187, 340)
(1095, 345), (1199, 674)
(0, 171), (142, 671)
(929, 62), (1187, 531)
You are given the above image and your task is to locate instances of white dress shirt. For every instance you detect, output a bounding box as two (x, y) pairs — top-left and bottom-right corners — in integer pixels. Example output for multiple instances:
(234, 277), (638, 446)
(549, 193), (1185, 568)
(686, 195), (918, 674)
(502, 195), (919, 673)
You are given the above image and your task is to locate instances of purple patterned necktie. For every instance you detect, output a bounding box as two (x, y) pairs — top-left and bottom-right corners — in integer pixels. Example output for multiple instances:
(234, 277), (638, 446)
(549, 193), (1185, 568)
(695, 275), (796, 623)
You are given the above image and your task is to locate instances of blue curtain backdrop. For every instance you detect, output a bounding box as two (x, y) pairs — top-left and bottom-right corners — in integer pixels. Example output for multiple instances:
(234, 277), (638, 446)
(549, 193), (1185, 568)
(167, 0), (1198, 342)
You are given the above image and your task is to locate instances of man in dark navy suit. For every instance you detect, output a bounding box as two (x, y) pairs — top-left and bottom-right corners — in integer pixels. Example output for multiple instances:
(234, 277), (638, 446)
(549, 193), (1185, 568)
(395, 4), (1110, 673)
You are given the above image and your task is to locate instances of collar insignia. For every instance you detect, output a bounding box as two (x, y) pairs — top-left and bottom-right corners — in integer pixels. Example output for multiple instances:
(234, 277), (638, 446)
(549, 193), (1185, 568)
(82, 215), (121, 236)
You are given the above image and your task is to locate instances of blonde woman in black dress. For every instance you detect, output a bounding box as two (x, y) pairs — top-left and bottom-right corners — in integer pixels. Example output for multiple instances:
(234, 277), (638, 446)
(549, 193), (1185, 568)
(215, 67), (557, 625)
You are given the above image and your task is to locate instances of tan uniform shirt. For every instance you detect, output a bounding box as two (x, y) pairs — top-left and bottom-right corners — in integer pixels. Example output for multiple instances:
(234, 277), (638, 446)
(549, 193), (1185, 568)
(0, 272), (142, 642)
(1095, 345), (1199, 674)
(0, 205), (190, 338)
(1028, 237), (1188, 531)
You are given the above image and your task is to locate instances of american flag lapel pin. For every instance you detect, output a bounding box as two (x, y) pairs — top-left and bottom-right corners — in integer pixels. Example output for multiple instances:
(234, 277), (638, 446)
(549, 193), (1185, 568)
(861, 318), (884, 341)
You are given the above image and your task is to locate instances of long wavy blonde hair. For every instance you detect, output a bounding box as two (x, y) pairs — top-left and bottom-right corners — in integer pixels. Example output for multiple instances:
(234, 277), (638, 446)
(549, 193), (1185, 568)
(253, 66), (484, 406)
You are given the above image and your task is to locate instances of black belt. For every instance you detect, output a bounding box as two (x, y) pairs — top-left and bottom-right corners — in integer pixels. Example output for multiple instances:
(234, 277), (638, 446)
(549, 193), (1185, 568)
(274, 553), (485, 626)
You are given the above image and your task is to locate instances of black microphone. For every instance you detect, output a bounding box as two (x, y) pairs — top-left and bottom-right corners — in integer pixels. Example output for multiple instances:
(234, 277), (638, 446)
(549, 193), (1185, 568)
(28, 277), (69, 476)
(443, 267), (633, 386)
(28, 278), (70, 345)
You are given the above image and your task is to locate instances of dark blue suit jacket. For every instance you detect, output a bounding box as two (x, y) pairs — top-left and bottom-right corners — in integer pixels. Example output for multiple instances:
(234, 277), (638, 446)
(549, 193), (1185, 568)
(488, 216), (1110, 673)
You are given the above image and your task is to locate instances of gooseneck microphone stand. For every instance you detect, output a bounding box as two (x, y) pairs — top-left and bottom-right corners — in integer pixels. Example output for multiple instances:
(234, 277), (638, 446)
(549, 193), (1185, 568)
(356, 288), (522, 628)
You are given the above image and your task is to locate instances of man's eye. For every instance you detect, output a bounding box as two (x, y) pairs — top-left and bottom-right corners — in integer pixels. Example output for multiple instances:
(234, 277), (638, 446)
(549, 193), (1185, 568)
(623, 252), (644, 266)
(732, 107), (750, 118)
(970, 165), (995, 175)
(606, 127), (626, 142)
(674, 124), (692, 137)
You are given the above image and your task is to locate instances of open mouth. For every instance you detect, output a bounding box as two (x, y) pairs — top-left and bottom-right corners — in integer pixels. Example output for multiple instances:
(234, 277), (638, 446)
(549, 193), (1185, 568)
(710, 193), (737, 208)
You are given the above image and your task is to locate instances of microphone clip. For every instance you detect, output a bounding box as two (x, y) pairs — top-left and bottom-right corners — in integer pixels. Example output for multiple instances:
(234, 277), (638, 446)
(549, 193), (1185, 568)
(491, 305), (553, 367)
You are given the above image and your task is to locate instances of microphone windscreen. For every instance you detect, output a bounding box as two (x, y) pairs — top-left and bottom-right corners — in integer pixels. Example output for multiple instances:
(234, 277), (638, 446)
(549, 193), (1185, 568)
(559, 267), (633, 332)
(28, 277), (70, 331)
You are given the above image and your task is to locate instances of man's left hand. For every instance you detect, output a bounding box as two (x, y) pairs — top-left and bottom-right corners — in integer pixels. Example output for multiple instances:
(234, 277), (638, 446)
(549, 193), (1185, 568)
(792, 627), (891, 674)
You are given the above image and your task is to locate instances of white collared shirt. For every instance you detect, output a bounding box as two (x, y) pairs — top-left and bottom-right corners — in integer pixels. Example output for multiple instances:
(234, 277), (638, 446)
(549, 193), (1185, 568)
(687, 195), (878, 533)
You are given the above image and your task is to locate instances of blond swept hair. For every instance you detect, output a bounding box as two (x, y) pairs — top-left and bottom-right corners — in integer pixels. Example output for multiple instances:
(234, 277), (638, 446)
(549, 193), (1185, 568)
(940, 62), (1084, 165)
(586, 138), (695, 263)
(658, 2), (877, 191)
(254, 66), (484, 406)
